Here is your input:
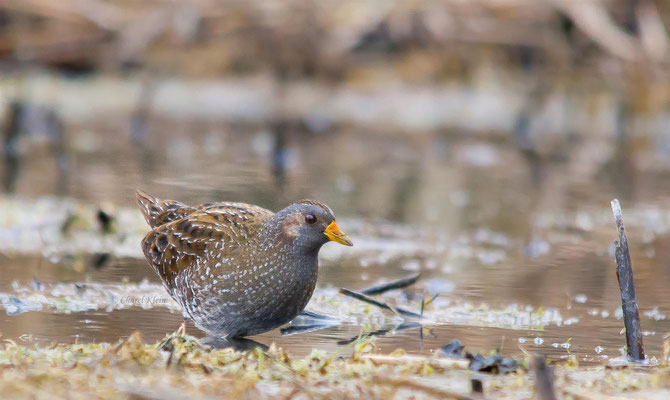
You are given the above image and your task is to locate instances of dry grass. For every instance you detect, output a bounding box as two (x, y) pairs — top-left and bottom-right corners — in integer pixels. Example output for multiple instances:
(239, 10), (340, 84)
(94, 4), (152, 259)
(1, 329), (670, 399)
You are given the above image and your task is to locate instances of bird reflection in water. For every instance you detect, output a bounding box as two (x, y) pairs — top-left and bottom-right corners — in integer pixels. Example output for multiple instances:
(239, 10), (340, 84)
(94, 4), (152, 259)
(199, 335), (268, 352)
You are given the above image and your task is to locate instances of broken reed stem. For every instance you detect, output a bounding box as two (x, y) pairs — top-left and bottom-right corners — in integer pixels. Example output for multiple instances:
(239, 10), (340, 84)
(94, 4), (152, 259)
(373, 376), (477, 400)
(562, 386), (613, 400)
(360, 273), (421, 296)
(610, 199), (645, 361)
(531, 356), (556, 400)
(339, 288), (424, 319)
(362, 354), (469, 370)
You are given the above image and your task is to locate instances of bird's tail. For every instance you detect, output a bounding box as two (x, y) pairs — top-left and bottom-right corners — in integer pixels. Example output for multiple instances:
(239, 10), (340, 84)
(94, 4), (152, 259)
(136, 190), (196, 228)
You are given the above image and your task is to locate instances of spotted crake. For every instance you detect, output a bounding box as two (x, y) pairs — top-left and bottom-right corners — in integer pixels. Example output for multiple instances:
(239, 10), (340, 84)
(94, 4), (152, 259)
(136, 190), (352, 338)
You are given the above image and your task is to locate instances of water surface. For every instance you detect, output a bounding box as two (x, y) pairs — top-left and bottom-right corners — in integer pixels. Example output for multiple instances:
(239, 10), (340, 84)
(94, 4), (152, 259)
(1, 121), (670, 365)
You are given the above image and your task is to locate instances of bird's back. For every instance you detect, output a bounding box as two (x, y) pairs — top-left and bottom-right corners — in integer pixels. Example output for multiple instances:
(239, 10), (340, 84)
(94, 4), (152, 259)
(136, 191), (274, 300)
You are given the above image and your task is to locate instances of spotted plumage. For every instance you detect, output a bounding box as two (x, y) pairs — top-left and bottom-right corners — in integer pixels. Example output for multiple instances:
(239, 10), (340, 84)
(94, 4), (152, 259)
(136, 190), (352, 338)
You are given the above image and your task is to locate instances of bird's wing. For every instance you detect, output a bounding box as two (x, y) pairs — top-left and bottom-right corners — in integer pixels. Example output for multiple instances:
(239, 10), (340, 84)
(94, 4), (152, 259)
(141, 203), (274, 294)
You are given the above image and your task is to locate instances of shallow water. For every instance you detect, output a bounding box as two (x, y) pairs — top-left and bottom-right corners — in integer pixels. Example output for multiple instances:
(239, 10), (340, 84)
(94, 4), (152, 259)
(1, 121), (670, 365)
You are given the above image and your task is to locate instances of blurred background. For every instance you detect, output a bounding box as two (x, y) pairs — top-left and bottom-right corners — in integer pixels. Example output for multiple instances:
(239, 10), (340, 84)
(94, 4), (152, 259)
(2, 0), (670, 362)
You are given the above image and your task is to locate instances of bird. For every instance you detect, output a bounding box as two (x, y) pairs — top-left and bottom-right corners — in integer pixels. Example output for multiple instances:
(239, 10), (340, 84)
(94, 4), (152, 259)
(136, 190), (352, 338)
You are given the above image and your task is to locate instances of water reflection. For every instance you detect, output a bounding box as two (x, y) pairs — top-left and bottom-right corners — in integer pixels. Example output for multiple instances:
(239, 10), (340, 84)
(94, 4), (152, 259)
(200, 335), (268, 352)
(3, 101), (70, 195)
(271, 119), (289, 187)
(3, 101), (22, 193)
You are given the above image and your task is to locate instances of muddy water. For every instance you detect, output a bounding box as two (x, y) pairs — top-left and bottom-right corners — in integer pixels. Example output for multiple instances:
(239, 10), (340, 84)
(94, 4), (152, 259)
(1, 121), (670, 364)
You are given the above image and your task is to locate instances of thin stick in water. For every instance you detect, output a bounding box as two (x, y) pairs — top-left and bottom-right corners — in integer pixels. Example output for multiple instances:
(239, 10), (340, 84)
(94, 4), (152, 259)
(611, 199), (645, 361)
(360, 273), (421, 296)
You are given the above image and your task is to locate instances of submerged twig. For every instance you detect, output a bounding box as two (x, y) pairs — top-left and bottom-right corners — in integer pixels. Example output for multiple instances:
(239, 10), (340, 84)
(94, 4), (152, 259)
(532, 356), (556, 400)
(610, 199), (645, 361)
(361, 273), (421, 296)
(338, 288), (424, 319)
(337, 322), (422, 345)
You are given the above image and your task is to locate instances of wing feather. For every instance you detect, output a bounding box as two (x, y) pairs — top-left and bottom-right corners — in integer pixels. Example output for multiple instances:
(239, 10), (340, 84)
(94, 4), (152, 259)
(141, 203), (274, 295)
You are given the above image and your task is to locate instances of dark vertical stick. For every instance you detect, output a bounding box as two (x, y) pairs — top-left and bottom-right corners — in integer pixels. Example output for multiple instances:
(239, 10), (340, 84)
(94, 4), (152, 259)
(611, 199), (645, 361)
(531, 356), (556, 400)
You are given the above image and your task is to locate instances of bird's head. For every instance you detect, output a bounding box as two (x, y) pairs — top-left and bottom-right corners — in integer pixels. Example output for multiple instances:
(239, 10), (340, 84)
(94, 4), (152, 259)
(274, 200), (352, 252)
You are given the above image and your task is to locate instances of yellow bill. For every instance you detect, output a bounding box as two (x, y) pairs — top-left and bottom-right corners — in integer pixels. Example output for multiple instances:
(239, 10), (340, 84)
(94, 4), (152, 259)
(324, 220), (353, 246)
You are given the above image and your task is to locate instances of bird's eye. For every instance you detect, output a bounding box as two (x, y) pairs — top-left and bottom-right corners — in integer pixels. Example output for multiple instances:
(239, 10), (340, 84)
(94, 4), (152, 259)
(305, 214), (317, 224)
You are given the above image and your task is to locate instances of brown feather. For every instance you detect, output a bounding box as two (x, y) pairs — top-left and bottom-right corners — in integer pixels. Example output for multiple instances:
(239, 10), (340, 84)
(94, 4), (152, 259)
(136, 190), (197, 228)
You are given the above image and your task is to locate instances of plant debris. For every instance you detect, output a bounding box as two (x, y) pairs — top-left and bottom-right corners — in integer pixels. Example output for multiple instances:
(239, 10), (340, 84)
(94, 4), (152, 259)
(0, 279), (568, 331)
(440, 339), (465, 358)
(1, 329), (667, 399)
(441, 339), (520, 375)
(465, 352), (519, 375)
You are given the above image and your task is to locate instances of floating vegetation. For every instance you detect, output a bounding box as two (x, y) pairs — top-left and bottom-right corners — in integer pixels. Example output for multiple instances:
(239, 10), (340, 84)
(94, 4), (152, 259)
(1, 279), (567, 331)
(0, 280), (180, 315)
